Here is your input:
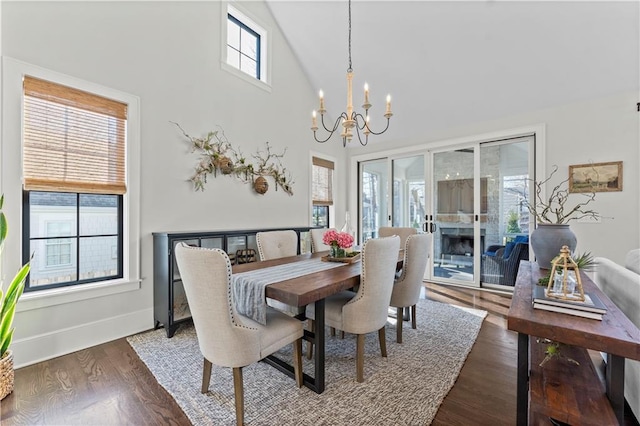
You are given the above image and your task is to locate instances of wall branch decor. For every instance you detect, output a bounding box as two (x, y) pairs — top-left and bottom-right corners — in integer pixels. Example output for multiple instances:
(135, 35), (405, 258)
(172, 122), (294, 195)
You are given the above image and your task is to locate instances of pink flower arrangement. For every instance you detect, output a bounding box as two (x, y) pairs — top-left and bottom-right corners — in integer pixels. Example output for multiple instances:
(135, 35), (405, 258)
(322, 229), (354, 249)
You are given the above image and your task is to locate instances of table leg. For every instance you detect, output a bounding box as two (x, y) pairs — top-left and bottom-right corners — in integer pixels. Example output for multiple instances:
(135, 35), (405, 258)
(605, 353), (625, 425)
(313, 298), (325, 393)
(264, 299), (326, 394)
(516, 333), (529, 426)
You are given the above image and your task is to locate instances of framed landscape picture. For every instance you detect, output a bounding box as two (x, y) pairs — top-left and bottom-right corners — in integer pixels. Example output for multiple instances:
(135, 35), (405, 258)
(569, 161), (622, 193)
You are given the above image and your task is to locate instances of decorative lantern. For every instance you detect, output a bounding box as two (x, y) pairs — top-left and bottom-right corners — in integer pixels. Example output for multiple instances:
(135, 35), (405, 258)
(545, 245), (585, 301)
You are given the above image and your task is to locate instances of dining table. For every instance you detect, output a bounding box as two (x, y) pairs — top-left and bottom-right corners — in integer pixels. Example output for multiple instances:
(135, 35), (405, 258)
(232, 250), (402, 394)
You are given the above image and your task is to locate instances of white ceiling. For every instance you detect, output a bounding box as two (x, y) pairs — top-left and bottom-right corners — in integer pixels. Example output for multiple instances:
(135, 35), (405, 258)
(266, 1), (640, 145)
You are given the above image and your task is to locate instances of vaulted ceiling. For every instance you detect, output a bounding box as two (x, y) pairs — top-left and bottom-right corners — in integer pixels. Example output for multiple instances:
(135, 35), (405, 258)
(266, 1), (640, 145)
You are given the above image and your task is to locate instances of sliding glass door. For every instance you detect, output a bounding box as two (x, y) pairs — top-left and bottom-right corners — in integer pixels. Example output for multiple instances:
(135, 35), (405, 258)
(360, 159), (389, 241)
(479, 137), (532, 288)
(356, 135), (533, 288)
(391, 155), (425, 230)
(429, 138), (533, 288)
(431, 148), (478, 285)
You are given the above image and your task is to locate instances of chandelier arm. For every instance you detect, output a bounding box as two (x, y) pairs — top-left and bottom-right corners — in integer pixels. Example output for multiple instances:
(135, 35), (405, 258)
(320, 113), (343, 134)
(363, 117), (391, 136)
(352, 120), (369, 146)
(352, 112), (368, 130)
(315, 113), (349, 143)
(313, 131), (336, 144)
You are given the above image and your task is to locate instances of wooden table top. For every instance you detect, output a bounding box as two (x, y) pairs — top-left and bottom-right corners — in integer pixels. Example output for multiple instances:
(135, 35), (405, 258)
(232, 252), (363, 307)
(507, 260), (640, 361)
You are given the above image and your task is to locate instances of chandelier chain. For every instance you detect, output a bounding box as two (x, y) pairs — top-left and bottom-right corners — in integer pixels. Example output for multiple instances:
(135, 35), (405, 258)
(348, 0), (352, 72)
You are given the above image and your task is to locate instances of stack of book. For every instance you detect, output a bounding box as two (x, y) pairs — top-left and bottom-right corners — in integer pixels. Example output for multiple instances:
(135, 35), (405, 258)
(532, 285), (607, 320)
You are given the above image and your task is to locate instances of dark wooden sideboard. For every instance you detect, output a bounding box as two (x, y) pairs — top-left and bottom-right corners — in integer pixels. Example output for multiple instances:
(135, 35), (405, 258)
(153, 226), (319, 337)
(508, 260), (640, 426)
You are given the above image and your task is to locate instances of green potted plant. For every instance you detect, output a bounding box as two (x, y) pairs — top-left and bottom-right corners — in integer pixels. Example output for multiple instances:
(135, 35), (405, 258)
(524, 165), (600, 268)
(0, 195), (31, 400)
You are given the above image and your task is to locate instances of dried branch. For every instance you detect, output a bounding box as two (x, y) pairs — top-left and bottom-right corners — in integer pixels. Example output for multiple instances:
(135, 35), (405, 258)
(172, 122), (294, 195)
(524, 165), (602, 224)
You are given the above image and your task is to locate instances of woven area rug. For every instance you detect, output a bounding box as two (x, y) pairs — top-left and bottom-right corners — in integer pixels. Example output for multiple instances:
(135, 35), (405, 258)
(127, 299), (487, 425)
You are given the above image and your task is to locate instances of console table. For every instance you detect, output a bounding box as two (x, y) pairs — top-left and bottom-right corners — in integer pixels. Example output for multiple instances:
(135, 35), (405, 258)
(508, 261), (640, 425)
(153, 226), (319, 337)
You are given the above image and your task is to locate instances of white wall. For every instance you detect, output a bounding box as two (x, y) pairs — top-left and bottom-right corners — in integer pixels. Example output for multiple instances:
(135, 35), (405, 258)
(1, 1), (346, 367)
(350, 91), (640, 264)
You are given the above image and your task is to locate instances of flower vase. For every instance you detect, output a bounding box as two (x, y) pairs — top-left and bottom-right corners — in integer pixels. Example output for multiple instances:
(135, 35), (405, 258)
(330, 244), (345, 259)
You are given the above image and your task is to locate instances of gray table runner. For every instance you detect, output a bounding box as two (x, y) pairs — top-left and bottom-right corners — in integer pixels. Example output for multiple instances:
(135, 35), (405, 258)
(232, 259), (347, 325)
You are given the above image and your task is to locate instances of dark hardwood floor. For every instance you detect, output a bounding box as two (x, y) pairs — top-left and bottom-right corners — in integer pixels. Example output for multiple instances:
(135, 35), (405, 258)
(1, 283), (637, 425)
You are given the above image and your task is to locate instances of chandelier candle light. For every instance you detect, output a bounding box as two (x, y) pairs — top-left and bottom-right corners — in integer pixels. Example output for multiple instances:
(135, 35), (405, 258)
(311, 0), (393, 147)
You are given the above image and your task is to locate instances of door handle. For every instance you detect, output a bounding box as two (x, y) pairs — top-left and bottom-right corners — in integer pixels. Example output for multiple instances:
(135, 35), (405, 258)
(422, 222), (428, 233)
(430, 223), (437, 233)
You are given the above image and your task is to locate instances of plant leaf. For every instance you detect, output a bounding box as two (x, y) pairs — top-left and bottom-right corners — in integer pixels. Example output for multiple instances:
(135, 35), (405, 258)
(0, 328), (14, 357)
(0, 265), (28, 358)
(0, 263), (31, 322)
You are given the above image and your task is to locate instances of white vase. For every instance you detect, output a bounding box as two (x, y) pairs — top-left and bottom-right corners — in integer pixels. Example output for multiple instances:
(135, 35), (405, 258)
(340, 211), (355, 251)
(530, 223), (577, 269)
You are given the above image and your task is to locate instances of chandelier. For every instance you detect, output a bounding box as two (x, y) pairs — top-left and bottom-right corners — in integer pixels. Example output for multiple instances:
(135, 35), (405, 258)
(311, 0), (393, 147)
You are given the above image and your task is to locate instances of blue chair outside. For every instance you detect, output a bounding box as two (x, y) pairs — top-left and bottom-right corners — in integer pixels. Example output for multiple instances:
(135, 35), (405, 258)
(481, 240), (529, 286)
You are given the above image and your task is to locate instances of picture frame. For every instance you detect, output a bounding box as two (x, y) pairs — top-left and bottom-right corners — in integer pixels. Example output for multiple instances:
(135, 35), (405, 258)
(569, 161), (623, 193)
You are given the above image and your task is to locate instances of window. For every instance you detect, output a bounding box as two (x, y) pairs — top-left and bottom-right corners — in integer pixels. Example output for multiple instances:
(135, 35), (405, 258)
(227, 14), (260, 79)
(22, 76), (127, 291)
(312, 157), (334, 227)
(224, 5), (268, 85)
(45, 222), (73, 267)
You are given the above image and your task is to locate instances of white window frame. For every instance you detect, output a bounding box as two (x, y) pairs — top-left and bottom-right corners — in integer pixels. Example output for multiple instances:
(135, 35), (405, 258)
(221, 2), (272, 92)
(2, 57), (141, 311)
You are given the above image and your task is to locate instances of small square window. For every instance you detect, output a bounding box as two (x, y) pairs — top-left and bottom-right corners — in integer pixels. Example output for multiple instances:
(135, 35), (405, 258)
(227, 13), (261, 80)
(223, 4), (269, 89)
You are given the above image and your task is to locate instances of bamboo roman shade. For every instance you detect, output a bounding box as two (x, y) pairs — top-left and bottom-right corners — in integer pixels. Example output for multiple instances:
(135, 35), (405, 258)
(23, 76), (128, 195)
(312, 157), (334, 206)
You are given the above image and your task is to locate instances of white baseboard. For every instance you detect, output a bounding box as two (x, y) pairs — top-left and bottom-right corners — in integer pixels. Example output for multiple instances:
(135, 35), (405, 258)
(11, 308), (154, 369)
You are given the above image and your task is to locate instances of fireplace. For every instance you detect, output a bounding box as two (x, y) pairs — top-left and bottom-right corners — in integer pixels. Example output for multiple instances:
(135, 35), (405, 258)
(439, 227), (485, 256)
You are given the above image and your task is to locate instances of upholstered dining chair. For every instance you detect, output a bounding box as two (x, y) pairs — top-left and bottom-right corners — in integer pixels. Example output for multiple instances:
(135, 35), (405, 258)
(389, 233), (431, 343)
(174, 243), (303, 426)
(306, 235), (400, 382)
(310, 227), (336, 253)
(256, 230), (303, 316)
(378, 226), (418, 250)
(256, 230), (298, 261)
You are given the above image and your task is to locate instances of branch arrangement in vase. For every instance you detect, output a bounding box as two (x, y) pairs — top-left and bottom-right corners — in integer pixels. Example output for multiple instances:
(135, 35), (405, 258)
(172, 122), (294, 196)
(524, 165), (600, 224)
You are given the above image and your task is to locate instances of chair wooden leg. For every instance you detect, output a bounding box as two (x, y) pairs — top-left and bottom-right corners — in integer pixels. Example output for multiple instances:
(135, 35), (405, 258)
(396, 307), (403, 343)
(411, 304), (417, 329)
(232, 367), (244, 426)
(340, 330), (345, 339)
(306, 319), (314, 360)
(356, 334), (365, 383)
(378, 327), (387, 358)
(293, 338), (303, 388)
(201, 358), (212, 393)
(330, 327), (336, 336)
